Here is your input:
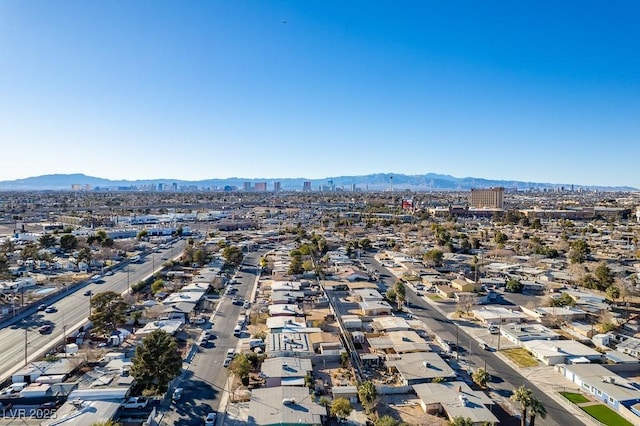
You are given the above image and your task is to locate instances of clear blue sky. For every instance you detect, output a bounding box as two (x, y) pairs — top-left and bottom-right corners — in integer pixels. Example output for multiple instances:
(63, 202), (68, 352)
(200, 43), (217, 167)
(1, 1), (639, 187)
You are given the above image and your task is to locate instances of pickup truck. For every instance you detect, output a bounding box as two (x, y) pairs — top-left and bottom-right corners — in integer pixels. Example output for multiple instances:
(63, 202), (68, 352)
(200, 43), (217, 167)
(121, 397), (148, 409)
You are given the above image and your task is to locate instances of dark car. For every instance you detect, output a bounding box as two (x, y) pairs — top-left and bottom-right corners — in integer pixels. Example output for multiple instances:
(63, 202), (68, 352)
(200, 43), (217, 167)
(38, 325), (53, 334)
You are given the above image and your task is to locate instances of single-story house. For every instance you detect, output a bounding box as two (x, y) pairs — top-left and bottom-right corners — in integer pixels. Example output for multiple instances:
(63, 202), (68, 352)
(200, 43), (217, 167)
(556, 363), (640, 424)
(413, 381), (499, 426)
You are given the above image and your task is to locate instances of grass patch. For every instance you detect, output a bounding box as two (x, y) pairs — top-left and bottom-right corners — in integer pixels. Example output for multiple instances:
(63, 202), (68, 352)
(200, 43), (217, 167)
(559, 391), (589, 404)
(500, 348), (539, 368)
(428, 295), (442, 301)
(581, 404), (634, 426)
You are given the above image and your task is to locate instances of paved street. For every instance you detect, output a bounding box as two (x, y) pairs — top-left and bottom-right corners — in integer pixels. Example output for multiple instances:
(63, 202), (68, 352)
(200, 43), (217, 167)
(156, 252), (262, 425)
(0, 241), (186, 383)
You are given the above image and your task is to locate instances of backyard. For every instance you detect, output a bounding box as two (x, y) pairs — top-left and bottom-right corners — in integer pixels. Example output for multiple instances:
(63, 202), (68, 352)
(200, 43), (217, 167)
(581, 404), (634, 426)
(559, 391), (634, 426)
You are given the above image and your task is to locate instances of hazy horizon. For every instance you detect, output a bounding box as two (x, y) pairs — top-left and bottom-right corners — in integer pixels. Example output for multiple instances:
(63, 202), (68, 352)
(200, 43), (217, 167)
(2, 2), (639, 187)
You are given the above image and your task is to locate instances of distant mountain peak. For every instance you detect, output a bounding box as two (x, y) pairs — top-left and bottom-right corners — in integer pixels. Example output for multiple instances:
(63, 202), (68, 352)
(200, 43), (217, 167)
(0, 173), (634, 191)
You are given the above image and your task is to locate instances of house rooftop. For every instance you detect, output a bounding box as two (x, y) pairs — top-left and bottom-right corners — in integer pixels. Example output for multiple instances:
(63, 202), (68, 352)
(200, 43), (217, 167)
(413, 381), (499, 424)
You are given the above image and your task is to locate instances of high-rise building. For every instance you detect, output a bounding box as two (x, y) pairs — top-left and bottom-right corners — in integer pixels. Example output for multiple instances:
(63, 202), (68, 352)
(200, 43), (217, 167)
(303, 181), (312, 192)
(273, 182), (281, 192)
(243, 182), (253, 192)
(470, 187), (504, 209)
(255, 182), (267, 192)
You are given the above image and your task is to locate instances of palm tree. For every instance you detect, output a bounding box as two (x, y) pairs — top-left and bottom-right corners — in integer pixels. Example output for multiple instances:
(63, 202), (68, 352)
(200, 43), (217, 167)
(357, 380), (378, 414)
(528, 397), (547, 426)
(510, 385), (533, 426)
(472, 367), (491, 388)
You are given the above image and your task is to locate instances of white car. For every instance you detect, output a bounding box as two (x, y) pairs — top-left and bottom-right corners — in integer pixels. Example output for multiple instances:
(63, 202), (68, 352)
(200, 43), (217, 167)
(172, 387), (184, 401)
(205, 412), (217, 425)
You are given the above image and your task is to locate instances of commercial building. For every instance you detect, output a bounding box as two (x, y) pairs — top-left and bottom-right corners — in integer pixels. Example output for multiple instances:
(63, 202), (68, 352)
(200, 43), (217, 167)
(470, 187), (504, 209)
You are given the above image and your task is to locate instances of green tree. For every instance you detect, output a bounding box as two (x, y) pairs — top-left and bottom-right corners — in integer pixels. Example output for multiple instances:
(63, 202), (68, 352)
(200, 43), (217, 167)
(193, 249), (206, 266)
(494, 231), (508, 244)
(472, 367), (490, 388)
(510, 385), (533, 426)
(549, 293), (575, 307)
(230, 353), (252, 384)
(357, 380), (378, 414)
(394, 281), (406, 310)
(39, 234), (56, 249)
(359, 238), (372, 251)
(136, 230), (149, 240)
(528, 397), (547, 426)
(330, 397), (353, 420)
(506, 279), (523, 293)
(130, 329), (182, 394)
(222, 246), (244, 268)
(21, 243), (40, 260)
(89, 291), (128, 335)
(375, 415), (400, 426)
(606, 286), (621, 303)
(150, 279), (165, 295)
(569, 239), (590, 264)
(288, 255), (304, 275)
(59, 234), (78, 252)
(77, 247), (92, 264)
(423, 249), (444, 267)
(594, 262), (614, 289)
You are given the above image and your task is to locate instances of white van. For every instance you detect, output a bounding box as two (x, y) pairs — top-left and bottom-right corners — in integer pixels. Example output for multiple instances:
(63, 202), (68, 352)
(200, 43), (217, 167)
(233, 325), (242, 336)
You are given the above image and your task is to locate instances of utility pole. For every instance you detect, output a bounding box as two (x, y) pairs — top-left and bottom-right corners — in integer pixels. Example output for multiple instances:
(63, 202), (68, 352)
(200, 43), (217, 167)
(24, 328), (28, 366)
(456, 323), (460, 362)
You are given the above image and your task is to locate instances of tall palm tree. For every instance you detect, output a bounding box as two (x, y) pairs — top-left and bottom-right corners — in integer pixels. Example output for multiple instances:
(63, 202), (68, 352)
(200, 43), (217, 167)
(357, 380), (378, 414)
(510, 385), (533, 426)
(528, 397), (547, 426)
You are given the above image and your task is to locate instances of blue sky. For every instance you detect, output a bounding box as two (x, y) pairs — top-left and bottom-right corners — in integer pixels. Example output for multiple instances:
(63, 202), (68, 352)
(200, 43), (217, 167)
(1, 1), (639, 187)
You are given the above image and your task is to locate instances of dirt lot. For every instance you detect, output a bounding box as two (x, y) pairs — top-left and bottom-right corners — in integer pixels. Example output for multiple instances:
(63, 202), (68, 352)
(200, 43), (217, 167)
(377, 393), (448, 426)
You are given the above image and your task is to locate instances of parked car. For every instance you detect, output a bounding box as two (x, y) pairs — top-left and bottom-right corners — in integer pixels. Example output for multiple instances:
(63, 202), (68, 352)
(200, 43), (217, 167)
(172, 387), (184, 401)
(44, 306), (57, 313)
(121, 397), (148, 409)
(83, 290), (93, 296)
(223, 357), (232, 367)
(38, 325), (53, 334)
(205, 412), (217, 425)
(37, 304), (48, 311)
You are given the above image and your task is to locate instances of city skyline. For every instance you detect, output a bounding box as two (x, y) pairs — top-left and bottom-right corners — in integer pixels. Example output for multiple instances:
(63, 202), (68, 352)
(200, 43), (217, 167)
(2, 2), (639, 187)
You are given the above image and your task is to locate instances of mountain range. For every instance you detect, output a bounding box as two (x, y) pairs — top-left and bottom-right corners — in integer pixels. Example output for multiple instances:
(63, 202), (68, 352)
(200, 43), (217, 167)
(0, 173), (635, 191)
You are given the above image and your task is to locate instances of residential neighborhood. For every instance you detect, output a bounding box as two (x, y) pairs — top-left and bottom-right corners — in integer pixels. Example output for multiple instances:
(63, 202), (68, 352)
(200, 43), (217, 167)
(0, 188), (639, 426)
